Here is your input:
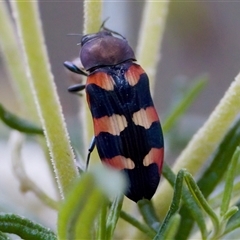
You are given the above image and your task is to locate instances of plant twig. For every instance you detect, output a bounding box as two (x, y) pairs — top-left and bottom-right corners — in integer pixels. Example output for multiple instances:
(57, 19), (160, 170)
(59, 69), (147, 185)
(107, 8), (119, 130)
(9, 131), (59, 210)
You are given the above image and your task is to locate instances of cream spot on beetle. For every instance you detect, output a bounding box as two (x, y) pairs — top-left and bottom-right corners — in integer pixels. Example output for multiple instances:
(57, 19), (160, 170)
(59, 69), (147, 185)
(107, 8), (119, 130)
(93, 114), (127, 136)
(143, 148), (164, 172)
(103, 156), (135, 170)
(132, 107), (159, 129)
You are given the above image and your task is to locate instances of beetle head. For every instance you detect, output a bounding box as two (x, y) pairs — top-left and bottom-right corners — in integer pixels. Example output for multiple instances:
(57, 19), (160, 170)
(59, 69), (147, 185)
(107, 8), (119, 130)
(80, 30), (136, 71)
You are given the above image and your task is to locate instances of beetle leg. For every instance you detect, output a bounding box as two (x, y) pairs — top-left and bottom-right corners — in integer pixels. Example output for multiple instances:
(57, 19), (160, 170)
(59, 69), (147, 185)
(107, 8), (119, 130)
(86, 137), (96, 170)
(63, 61), (88, 76)
(68, 84), (86, 92)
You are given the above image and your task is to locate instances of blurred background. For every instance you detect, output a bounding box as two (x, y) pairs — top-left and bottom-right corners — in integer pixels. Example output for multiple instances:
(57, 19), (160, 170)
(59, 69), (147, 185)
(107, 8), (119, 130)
(0, 0), (240, 229)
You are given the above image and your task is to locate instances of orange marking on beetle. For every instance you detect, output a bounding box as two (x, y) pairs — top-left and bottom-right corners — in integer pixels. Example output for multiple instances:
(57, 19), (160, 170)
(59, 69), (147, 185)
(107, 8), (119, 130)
(143, 148), (164, 172)
(93, 114), (127, 136)
(132, 107), (159, 129)
(103, 156), (135, 170)
(87, 71), (114, 90)
(125, 64), (145, 86)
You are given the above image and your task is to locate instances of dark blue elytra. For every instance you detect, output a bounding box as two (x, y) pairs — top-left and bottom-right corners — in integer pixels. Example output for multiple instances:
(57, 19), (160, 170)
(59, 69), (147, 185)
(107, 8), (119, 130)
(86, 62), (164, 202)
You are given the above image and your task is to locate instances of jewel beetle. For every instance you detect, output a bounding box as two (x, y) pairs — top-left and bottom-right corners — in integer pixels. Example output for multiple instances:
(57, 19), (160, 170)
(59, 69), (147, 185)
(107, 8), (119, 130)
(64, 28), (164, 203)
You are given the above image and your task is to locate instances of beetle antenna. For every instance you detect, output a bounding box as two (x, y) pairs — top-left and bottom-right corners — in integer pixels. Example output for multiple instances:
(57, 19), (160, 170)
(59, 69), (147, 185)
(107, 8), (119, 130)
(100, 17), (110, 29)
(99, 19), (125, 39)
(67, 33), (83, 36)
(102, 27), (126, 39)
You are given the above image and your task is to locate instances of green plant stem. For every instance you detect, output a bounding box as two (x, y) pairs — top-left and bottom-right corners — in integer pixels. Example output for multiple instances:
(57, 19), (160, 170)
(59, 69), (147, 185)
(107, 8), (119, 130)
(120, 211), (156, 238)
(156, 72), (240, 219)
(83, 0), (102, 34)
(0, 2), (39, 121)
(137, 199), (160, 231)
(106, 194), (124, 240)
(136, 1), (169, 95)
(11, 1), (78, 197)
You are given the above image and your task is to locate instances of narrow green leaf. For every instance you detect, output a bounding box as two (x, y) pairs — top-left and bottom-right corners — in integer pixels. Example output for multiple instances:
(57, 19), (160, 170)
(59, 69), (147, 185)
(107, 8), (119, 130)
(162, 163), (176, 186)
(220, 147), (240, 216)
(0, 103), (43, 135)
(181, 191), (208, 239)
(163, 75), (207, 132)
(227, 201), (240, 224)
(155, 169), (184, 239)
(198, 117), (240, 196)
(224, 202), (240, 236)
(106, 194), (124, 240)
(162, 164), (207, 239)
(120, 211), (156, 238)
(96, 203), (108, 240)
(184, 171), (220, 234)
(155, 214), (181, 240)
(75, 189), (107, 239)
(57, 174), (95, 240)
(0, 214), (56, 240)
(137, 199), (160, 231)
(222, 207), (239, 223)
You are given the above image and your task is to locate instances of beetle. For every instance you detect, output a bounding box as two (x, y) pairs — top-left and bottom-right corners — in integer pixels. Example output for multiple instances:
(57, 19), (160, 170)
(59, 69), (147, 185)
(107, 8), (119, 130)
(64, 28), (164, 202)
